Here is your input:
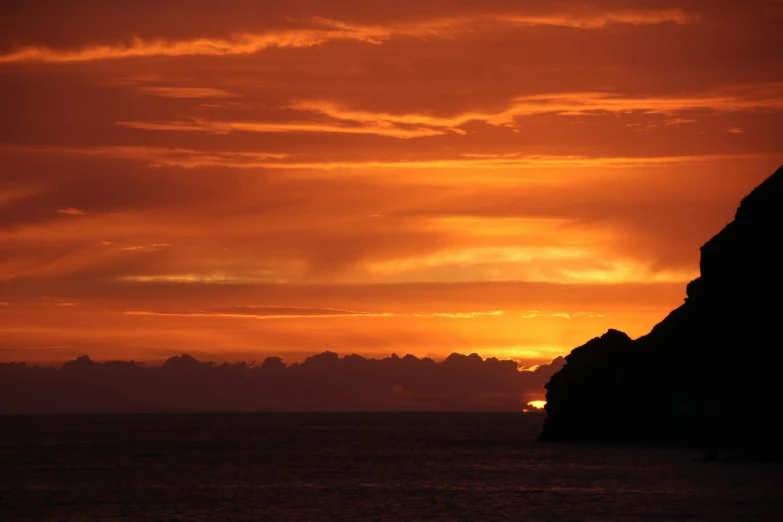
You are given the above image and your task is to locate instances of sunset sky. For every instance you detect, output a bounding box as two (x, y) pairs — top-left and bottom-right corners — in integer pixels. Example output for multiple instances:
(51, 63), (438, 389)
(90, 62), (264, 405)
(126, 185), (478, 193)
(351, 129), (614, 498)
(1, 0), (782, 365)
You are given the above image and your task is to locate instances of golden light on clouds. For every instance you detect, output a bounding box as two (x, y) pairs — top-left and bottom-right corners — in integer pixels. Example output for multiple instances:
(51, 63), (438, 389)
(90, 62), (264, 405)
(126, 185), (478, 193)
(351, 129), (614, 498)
(0, 8), (694, 64)
(1, 0), (782, 364)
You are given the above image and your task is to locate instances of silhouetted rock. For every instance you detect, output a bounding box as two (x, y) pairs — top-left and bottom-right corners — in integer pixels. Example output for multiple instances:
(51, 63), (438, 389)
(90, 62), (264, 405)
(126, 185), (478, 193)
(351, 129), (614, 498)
(539, 165), (783, 459)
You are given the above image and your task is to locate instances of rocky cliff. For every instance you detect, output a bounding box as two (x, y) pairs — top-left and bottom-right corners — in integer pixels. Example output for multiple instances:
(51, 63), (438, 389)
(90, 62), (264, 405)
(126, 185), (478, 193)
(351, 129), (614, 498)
(539, 165), (783, 456)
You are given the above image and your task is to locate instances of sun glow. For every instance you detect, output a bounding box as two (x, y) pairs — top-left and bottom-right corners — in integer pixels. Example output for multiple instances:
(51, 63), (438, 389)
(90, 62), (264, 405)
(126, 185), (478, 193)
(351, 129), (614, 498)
(2, 0), (781, 373)
(527, 400), (547, 410)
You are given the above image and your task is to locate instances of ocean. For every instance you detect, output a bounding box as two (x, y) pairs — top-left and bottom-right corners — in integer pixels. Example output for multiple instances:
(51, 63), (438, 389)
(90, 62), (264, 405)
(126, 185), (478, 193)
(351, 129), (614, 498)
(1, 412), (782, 520)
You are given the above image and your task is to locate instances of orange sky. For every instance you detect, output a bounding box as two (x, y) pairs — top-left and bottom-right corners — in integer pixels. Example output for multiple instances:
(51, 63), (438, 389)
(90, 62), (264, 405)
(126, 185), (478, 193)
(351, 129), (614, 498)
(1, 0), (782, 365)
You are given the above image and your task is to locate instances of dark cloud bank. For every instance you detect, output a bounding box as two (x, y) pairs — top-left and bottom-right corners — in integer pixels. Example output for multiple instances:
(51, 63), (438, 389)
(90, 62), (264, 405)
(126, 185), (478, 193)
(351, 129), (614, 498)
(0, 352), (563, 414)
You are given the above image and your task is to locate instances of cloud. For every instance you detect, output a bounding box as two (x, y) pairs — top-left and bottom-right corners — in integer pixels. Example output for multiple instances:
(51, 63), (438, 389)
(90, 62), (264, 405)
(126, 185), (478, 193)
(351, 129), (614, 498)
(414, 311), (504, 318)
(124, 306), (394, 319)
(57, 208), (86, 215)
(136, 86), (241, 99)
(0, 278), (686, 365)
(1, 145), (293, 169)
(0, 351), (565, 413)
(118, 274), (276, 284)
(1, 0), (778, 371)
(6, 144), (770, 173)
(123, 307), (507, 320)
(520, 311), (606, 319)
(120, 243), (173, 252)
(499, 86), (783, 117)
(0, 148), (772, 294)
(118, 118), (446, 139)
(495, 9), (694, 28)
(288, 90), (773, 130)
(361, 247), (698, 285)
(116, 83), (783, 139)
(0, 19), (390, 64)
(664, 118), (696, 126)
(0, 8), (695, 64)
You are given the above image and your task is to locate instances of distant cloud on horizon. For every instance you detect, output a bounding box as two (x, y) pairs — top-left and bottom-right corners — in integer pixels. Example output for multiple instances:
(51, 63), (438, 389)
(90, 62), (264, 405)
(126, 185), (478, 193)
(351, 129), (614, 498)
(0, 351), (565, 414)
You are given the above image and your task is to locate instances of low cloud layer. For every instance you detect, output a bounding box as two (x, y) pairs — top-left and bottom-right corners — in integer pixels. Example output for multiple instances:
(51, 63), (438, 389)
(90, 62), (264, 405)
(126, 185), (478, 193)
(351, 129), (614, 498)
(0, 352), (564, 413)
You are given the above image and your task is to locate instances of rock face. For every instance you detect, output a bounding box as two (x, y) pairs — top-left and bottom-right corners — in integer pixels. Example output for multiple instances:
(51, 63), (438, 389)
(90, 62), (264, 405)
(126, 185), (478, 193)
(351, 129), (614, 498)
(539, 166), (783, 456)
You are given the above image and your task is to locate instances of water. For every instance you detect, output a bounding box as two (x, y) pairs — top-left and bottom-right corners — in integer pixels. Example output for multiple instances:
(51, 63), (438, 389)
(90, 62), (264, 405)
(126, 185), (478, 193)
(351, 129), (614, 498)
(1, 413), (782, 520)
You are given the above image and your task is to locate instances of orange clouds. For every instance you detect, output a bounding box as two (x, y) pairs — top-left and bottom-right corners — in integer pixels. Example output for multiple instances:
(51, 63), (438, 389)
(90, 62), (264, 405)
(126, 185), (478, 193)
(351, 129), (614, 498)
(1, 0), (782, 364)
(501, 85), (783, 116)
(111, 83), (783, 142)
(0, 8), (694, 64)
(496, 9), (694, 28)
(0, 20), (388, 64)
(119, 243), (173, 252)
(118, 118), (447, 139)
(3, 144), (775, 173)
(57, 207), (86, 215)
(124, 307), (395, 320)
(136, 86), (241, 99)
(122, 307), (509, 321)
(0, 281), (685, 364)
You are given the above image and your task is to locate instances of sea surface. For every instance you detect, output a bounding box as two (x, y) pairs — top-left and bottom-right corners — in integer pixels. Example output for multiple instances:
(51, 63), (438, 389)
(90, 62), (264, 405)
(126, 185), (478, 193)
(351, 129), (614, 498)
(1, 412), (782, 521)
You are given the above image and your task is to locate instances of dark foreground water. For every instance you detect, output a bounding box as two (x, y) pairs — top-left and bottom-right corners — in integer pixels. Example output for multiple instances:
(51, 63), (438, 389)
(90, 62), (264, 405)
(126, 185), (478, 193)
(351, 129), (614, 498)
(1, 413), (782, 521)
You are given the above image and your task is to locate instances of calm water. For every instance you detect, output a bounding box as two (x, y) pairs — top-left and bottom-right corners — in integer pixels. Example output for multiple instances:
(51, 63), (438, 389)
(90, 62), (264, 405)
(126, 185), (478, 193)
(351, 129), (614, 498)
(1, 413), (782, 521)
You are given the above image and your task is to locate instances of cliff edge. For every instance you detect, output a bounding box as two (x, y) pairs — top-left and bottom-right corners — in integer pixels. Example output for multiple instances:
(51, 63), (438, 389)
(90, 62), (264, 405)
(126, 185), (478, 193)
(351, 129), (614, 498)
(539, 165), (783, 457)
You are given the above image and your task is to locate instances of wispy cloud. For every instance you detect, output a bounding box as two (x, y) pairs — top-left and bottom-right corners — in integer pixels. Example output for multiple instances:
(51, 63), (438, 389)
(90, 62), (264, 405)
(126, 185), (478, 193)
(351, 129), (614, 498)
(413, 311), (504, 318)
(521, 311), (603, 319)
(40, 298), (77, 307)
(0, 20), (390, 64)
(118, 83), (783, 139)
(296, 84), (783, 128)
(118, 118), (445, 139)
(57, 208), (86, 215)
(0, 9), (694, 64)
(496, 86), (783, 118)
(122, 307), (506, 320)
(495, 9), (694, 28)
(3, 145), (772, 173)
(124, 306), (394, 319)
(137, 86), (241, 99)
(118, 273), (280, 284)
(362, 247), (698, 285)
(120, 243), (173, 252)
(2, 145), (292, 168)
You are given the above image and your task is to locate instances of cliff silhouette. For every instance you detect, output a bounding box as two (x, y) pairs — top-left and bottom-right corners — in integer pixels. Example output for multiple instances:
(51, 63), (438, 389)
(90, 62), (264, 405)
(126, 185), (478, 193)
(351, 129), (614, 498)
(539, 165), (783, 458)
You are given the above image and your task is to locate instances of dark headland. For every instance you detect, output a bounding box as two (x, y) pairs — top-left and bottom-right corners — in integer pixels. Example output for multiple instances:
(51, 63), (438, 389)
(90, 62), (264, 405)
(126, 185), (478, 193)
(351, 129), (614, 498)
(539, 165), (783, 459)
